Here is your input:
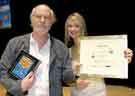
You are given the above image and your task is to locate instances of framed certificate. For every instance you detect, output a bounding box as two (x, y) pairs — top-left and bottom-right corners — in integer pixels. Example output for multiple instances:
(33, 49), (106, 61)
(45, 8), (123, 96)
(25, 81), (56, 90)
(8, 50), (40, 80)
(80, 34), (128, 79)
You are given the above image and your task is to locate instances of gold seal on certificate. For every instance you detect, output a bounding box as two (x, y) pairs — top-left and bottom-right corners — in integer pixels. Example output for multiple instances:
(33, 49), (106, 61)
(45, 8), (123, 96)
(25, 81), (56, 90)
(80, 34), (128, 79)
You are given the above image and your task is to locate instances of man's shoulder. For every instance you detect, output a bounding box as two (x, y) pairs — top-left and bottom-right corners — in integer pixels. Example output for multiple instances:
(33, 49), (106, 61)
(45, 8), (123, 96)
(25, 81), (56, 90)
(9, 33), (30, 42)
(11, 33), (30, 40)
(6, 34), (30, 47)
(51, 37), (69, 57)
(51, 36), (68, 51)
(51, 36), (65, 46)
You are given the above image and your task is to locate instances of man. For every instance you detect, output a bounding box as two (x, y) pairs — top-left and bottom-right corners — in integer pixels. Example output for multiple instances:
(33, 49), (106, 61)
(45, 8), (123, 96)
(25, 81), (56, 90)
(0, 4), (75, 96)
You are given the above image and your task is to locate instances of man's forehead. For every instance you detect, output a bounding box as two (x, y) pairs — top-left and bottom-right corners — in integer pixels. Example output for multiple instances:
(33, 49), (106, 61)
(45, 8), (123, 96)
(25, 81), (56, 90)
(32, 5), (51, 14)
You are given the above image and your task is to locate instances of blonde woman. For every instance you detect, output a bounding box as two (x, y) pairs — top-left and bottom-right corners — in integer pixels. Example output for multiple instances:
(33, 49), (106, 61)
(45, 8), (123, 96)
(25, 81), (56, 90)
(64, 12), (133, 96)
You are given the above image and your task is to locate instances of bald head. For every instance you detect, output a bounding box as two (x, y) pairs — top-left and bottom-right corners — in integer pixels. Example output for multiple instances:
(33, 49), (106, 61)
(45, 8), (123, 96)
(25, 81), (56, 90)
(30, 4), (56, 33)
(30, 4), (56, 24)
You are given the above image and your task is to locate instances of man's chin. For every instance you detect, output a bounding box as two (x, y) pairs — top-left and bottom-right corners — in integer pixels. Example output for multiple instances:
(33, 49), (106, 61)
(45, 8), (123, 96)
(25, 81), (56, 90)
(35, 29), (48, 33)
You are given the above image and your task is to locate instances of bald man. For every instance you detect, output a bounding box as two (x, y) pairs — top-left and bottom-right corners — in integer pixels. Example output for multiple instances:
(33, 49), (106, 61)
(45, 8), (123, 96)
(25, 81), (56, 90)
(0, 4), (75, 96)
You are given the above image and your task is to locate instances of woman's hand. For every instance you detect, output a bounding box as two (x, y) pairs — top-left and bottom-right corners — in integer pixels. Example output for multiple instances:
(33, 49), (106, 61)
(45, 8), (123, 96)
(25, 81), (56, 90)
(124, 48), (133, 64)
(76, 79), (90, 90)
(72, 61), (81, 74)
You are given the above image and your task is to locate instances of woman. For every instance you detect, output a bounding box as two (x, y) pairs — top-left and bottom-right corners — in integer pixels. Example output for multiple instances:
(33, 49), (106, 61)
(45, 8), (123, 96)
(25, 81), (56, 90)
(64, 12), (133, 96)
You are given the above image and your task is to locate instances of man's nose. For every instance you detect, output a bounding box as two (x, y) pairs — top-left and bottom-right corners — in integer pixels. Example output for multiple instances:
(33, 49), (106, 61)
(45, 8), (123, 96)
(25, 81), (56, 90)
(40, 16), (45, 22)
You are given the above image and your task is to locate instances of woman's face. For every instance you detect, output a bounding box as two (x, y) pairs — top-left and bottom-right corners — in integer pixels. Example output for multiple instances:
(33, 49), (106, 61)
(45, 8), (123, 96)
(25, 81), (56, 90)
(67, 19), (81, 39)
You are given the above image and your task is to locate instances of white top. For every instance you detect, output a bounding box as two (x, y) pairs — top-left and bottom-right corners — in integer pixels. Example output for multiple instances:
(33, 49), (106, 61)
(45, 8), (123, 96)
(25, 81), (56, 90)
(27, 34), (50, 96)
(69, 48), (106, 96)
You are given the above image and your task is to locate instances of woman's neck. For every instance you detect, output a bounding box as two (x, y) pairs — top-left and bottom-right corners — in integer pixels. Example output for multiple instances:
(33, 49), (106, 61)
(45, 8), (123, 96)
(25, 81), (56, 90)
(73, 37), (80, 48)
(71, 37), (80, 61)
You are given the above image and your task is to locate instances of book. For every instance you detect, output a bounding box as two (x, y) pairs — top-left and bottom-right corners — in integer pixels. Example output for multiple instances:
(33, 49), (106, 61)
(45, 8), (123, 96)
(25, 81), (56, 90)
(8, 50), (40, 80)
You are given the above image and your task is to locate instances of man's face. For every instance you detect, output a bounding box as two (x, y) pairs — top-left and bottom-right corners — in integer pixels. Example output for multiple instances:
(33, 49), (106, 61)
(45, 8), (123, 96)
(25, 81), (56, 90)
(31, 5), (53, 33)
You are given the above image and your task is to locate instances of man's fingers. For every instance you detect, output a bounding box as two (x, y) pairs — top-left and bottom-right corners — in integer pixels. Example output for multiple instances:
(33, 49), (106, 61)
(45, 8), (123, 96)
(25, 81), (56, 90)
(26, 71), (34, 79)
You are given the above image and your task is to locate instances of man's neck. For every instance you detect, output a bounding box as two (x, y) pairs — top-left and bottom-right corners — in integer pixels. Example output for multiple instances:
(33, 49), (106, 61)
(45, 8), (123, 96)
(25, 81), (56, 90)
(32, 32), (49, 49)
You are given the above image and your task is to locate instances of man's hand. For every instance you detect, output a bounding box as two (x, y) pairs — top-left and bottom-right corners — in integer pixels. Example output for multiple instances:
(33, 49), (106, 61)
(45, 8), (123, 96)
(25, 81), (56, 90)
(21, 71), (35, 92)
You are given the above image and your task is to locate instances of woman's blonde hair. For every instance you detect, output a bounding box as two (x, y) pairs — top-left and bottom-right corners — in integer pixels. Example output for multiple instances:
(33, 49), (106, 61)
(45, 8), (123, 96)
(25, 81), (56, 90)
(64, 12), (87, 47)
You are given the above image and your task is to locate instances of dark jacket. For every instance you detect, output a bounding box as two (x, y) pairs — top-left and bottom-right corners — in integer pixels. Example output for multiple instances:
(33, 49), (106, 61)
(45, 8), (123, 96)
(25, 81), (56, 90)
(0, 33), (75, 96)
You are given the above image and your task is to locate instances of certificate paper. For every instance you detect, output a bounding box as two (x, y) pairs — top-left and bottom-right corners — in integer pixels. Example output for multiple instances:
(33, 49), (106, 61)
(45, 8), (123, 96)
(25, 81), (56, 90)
(80, 34), (128, 79)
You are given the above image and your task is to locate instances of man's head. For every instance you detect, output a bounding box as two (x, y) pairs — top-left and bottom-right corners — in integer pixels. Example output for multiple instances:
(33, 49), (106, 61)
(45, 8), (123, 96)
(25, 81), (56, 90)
(30, 4), (56, 33)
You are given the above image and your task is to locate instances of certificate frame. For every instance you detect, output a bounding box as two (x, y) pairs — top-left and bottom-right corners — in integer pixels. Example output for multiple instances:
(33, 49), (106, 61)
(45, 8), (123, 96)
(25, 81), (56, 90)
(80, 34), (128, 79)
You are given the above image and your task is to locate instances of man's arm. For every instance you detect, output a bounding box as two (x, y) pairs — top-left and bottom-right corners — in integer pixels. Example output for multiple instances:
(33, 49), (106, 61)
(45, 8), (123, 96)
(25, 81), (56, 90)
(62, 47), (76, 83)
(0, 38), (24, 96)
